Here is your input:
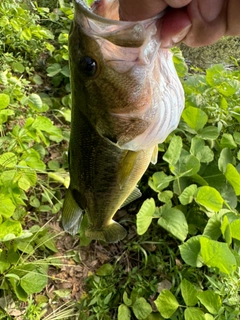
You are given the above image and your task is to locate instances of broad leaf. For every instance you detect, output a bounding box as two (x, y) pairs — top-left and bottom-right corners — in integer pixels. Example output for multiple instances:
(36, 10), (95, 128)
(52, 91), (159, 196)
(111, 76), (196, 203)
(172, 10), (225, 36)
(182, 106), (208, 131)
(118, 304), (131, 320)
(158, 207), (188, 241)
(0, 93), (10, 109)
(196, 186), (223, 212)
(225, 163), (240, 196)
(197, 290), (221, 314)
(179, 184), (197, 205)
(132, 297), (152, 319)
(179, 236), (202, 267)
(137, 198), (155, 235)
(180, 279), (198, 307)
(155, 289), (179, 319)
(184, 307), (205, 320)
(163, 135), (182, 165)
(200, 237), (236, 274)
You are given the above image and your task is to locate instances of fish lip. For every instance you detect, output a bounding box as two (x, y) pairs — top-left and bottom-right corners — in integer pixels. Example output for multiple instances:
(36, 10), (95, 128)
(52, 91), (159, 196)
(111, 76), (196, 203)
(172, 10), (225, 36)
(75, 0), (166, 25)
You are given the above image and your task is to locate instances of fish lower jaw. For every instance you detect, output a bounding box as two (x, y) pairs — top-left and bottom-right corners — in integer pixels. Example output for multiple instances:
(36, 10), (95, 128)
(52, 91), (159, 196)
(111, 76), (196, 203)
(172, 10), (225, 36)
(86, 221), (127, 243)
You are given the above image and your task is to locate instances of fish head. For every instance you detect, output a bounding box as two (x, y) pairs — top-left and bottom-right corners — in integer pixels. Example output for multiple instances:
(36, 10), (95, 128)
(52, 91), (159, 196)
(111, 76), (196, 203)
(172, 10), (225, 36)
(70, 0), (184, 150)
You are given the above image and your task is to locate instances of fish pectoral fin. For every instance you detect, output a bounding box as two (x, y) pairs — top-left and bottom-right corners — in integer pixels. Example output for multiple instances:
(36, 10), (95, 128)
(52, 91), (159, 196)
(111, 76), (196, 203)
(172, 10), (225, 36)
(120, 187), (142, 208)
(151, 144), (159, 165)
(85, 221), (127, 243)
(61, 188), (83, 236)
(118, 151), (138, 188)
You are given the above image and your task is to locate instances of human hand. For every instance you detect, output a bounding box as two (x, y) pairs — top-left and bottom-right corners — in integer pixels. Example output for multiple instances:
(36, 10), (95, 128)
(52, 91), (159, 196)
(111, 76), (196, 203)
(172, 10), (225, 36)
(119, 0), (240, 47)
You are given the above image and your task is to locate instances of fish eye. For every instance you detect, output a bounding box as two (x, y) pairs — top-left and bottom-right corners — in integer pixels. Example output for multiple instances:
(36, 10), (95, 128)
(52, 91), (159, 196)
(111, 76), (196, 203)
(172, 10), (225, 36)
(79, 56), (98, 77)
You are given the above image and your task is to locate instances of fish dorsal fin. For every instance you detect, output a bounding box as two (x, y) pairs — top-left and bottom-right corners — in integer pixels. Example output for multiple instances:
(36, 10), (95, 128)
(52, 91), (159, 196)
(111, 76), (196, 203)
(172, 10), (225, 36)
(61, 188), (83, 236)
(120, 187), (142, 208)
(151, 145), (159, 165)
(118, 151), (138, 188)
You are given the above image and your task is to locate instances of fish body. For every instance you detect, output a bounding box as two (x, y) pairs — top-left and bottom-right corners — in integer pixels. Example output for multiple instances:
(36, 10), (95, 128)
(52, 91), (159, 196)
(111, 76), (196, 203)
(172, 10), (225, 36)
(62, 0), (184, 243)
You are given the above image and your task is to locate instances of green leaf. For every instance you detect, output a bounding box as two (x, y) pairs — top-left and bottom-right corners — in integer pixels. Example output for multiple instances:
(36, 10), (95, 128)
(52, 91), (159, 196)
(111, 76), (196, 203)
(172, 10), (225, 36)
(8, 279), (28, 301)
(220, 133), (237, 149)
(171, 151), (200, 177)
(148, 172), (172, 192)
(233, 132), (240, 145)
(196, 186), (223, 212)
(190, 137), (214, 163)
(155, 289), (179, 319)
(96, 263), (113, 276)
(137, 198), (155, 235)
(203, 214), (222, 240)
(0, 251), (10, 273)
(158, 207), (188, 241)
(21, 28), (32, 40)
(225, 163), (240, 195)
(205, 314), (214, 320)
(132, 297), (152, 319)
(0, 152), (17, 168)
(184, 308), (205, 320)
(123, 291), (132, 307)
(172, 47), (188, 77)
(179, 236), (203, 267)
(61, 64), (70, 77)
(0, 93), (10, 110)
(11, 62), (25, 73)
(0, 195), (16, 219)
(0, 220), (22, 240)
(218, 148), (234, 173)
(197, 126), (219, 140)
(20, 268), (48, 294)
(163, 135), (182, 165)
(158, 190), (173, 203)
(182, 106), (208, 131)
(28, 93), (43, 112)
(118, 304), (131, 320)
(197, 290), (222, 314)
(17, 169), (37, 191)
(32, 74), (43, 85)
(220, 215), (232, 245)
(179, 184), (197, 205)
(181, 279), (199, 307)
(200, 237), (236, 274)
(47, 63), (62, 77)
(230, 219), (240, 240)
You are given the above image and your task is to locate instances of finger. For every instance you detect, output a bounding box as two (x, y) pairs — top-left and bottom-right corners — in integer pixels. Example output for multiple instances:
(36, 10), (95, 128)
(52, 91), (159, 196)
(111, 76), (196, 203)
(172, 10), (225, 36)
(119, 0), (168, 21)
(160, 7), (192, 47)
(182, 0), (227, 47)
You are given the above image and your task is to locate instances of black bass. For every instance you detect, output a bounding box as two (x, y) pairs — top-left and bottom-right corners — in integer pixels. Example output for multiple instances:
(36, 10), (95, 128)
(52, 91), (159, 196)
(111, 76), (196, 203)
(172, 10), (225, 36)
(61, 0), (184, 243)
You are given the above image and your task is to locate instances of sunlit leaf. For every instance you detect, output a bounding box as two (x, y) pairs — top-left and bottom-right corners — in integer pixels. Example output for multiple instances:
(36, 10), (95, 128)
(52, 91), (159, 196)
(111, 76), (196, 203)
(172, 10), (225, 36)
(118, 304), (131, 320)
(181, 279), (199, 307)
(137, 198), (155, 235)
(182, 106), (208, 131)
(197, 290), (222, 314)
(225, 163), (240, 195)
(0, 93), (10, 109)
(200, 237), (236, 274)
(196, 186), (223, 212)
(184, 308), (205, 320)
(155, 289), (179, 319)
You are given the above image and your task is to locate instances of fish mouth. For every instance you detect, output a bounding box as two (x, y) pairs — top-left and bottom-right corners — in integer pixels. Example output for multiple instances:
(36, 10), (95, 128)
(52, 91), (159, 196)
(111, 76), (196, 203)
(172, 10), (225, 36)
(75, 0), (166, 25)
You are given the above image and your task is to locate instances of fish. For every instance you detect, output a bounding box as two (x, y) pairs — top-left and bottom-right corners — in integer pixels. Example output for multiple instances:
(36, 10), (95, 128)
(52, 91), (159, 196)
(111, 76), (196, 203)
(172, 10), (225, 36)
(61, 0), (184, 243)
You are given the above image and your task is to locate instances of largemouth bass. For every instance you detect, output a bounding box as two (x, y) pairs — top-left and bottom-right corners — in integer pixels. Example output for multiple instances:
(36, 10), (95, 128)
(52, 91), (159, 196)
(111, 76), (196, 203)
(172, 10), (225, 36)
(61, 0), (184, 243)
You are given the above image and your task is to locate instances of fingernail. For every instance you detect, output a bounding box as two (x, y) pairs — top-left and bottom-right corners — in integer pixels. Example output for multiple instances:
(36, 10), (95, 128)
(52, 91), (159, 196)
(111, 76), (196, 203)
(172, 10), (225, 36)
(171, 24), (191, 44)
